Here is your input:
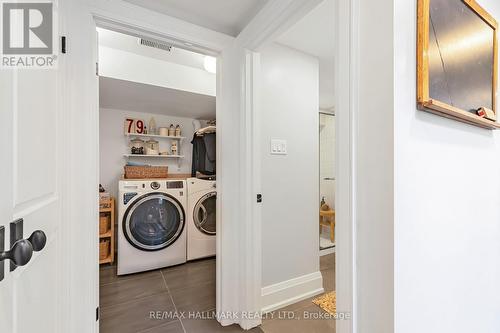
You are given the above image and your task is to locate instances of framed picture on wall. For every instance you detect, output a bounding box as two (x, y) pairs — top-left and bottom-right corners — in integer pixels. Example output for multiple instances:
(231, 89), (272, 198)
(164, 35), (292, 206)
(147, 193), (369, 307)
(417, 0), (499, 129)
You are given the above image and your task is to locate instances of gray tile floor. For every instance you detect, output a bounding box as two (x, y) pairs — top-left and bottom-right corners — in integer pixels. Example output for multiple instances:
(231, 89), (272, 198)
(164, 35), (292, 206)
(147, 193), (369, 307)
(100, 254), (335, 333)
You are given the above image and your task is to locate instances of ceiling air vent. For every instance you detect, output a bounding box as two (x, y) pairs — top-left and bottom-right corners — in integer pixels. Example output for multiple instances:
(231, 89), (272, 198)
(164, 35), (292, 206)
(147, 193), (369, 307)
(139, 38), (172, 52)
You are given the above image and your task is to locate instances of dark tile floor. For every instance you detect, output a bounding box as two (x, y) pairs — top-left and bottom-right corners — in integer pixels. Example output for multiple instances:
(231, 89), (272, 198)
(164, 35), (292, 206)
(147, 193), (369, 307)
(99, 254), (335, 333)
(100, 258), (261, 333)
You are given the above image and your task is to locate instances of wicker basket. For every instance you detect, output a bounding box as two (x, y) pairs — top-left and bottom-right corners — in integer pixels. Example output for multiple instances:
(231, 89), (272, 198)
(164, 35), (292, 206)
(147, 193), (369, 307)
(124, 165), (168, 179)
(99, 214), (109, 235)
(99, 199), (112, 210)
(99, 239), (110, 261)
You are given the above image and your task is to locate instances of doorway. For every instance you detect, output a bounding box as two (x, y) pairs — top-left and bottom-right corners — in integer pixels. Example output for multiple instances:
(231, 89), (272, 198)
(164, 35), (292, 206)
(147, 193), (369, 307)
(95, 26), (228, 333)
(255, 0), (338, 331)
(319, 112), (336, 253)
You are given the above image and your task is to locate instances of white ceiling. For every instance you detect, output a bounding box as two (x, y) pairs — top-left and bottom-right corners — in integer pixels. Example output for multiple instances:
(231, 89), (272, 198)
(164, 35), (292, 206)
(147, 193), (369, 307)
(277, 0), (335, 111)
(100, 77), (216, 119)
(122, 0), (269, 36)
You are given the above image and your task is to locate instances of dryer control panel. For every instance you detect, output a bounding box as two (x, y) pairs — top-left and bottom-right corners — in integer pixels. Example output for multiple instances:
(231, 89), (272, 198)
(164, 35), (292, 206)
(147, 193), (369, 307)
(166, 181), (184, 189)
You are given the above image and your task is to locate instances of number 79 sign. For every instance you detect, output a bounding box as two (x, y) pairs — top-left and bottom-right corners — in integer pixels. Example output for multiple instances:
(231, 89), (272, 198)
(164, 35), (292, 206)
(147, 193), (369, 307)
(124, 118), (145, 134)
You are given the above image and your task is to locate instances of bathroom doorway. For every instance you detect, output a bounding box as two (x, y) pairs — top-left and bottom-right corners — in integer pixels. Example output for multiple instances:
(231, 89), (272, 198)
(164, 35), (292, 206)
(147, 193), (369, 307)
(319, 112), (335, 252)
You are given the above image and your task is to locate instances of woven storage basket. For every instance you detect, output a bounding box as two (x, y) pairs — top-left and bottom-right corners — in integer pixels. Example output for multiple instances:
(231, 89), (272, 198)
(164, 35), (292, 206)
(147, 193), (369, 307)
(124, 165), (168, 179)
(99, 214), (109, 235)
(99, 199), (112, 210)
(99, 240), (110, 261)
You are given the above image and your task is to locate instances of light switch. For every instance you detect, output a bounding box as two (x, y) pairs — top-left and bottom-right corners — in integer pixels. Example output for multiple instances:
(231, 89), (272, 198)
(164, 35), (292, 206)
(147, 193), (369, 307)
(270, 139), (287, 155)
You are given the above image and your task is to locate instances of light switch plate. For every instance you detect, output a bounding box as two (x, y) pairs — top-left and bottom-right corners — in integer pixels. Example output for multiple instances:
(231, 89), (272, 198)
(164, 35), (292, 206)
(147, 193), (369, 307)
(270, 139), (287, 155)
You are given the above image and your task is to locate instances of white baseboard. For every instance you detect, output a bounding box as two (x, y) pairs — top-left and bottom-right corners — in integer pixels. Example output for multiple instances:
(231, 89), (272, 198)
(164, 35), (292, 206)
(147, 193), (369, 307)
(261, 271), (324, 313)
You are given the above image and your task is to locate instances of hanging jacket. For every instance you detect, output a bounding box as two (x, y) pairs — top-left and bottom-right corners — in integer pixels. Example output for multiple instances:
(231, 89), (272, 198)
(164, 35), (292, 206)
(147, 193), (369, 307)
(191, 132), (216, 176)
(203, 133), (216, 164)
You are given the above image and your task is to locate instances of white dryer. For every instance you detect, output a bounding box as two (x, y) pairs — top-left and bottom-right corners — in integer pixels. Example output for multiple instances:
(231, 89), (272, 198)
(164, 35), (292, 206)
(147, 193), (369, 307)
(118, 179), (187, 275)
(187, 178), (216, 261)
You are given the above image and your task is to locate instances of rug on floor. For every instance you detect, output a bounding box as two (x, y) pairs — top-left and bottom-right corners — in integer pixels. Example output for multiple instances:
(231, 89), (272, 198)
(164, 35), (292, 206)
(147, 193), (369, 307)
(319, 235), (335, 249)
(312, 291), (336, 315)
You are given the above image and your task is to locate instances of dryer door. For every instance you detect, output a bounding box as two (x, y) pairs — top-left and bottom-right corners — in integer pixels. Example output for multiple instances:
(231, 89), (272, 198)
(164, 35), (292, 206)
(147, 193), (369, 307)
(123, 193), (185, 251)
(193, 192), (217, 235)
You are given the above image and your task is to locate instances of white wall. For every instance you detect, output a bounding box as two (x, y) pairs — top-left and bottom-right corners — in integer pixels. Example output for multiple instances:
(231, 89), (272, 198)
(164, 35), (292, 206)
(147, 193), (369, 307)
(260, 43), (321, 295)
(356, 0), (395, 331)
(99, 108), (197, 199)
(394, 1), (500, 332)
(99, 46), (216, 96)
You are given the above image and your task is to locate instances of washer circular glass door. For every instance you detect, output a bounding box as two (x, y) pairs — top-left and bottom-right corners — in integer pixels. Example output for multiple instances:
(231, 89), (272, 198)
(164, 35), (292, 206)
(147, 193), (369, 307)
(123, 193), (185, 251)
(193, 192), (216, 235)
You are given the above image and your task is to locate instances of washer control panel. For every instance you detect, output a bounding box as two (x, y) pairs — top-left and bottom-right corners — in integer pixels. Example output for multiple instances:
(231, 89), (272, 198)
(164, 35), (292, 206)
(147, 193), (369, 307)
(123, 193), (138, 205)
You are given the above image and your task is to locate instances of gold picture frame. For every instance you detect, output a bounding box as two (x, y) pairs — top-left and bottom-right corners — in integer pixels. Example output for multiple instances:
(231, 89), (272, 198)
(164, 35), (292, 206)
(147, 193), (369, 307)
(417, 0), (499, 129)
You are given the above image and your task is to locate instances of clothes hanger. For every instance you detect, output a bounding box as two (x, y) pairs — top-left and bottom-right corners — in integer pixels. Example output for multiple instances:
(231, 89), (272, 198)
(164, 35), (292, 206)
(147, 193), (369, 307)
(196, 126), (216, 136)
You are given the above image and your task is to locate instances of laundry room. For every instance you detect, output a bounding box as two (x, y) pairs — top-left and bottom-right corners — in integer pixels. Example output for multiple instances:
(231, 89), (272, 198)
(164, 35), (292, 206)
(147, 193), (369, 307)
(96, 27), (218, 332)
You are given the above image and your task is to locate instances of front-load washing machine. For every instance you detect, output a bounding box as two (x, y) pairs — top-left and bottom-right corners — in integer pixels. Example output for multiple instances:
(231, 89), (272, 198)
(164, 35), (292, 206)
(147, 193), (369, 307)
(118, 179), (187, 275)
(187, 178), (216, 260)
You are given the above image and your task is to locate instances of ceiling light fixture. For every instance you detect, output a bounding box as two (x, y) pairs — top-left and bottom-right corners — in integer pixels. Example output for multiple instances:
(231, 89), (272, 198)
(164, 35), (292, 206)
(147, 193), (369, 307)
(204, 56), (217, 74)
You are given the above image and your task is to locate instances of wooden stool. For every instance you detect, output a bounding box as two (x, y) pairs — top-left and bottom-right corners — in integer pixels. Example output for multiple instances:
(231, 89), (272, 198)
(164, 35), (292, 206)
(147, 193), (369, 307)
(319, 209), (336, 242)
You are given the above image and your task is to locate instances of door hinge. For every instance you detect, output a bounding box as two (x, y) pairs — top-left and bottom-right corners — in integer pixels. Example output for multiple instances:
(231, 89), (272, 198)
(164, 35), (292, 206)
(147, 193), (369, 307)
(61, 36), (67, 54)
(96, 62), (99, 76)
(96, 307), (99, 321)
(257, 194), (262, 203)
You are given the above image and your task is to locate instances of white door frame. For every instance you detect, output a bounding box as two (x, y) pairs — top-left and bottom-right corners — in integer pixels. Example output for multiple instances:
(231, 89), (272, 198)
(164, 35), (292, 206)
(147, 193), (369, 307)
(73, 0), (235, 331)
(234, 0), (358, 331)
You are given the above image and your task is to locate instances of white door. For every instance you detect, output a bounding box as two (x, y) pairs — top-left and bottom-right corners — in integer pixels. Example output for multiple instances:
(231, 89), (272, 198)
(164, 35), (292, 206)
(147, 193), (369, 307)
(0, 66), (62, 333)
(0, 2), (88, 332)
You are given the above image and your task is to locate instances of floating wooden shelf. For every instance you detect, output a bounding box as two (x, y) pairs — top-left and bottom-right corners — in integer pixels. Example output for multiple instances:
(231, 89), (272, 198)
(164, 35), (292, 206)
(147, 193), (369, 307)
(123, 154), (184, 158)
(125, 133), (186, 140)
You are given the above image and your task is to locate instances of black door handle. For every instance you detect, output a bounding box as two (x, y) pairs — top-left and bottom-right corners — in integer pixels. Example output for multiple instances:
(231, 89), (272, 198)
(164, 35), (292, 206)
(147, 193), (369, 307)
(28, 230), (47, 252)
(0, 222), (48, 282)
(0, 239), (33, 267)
